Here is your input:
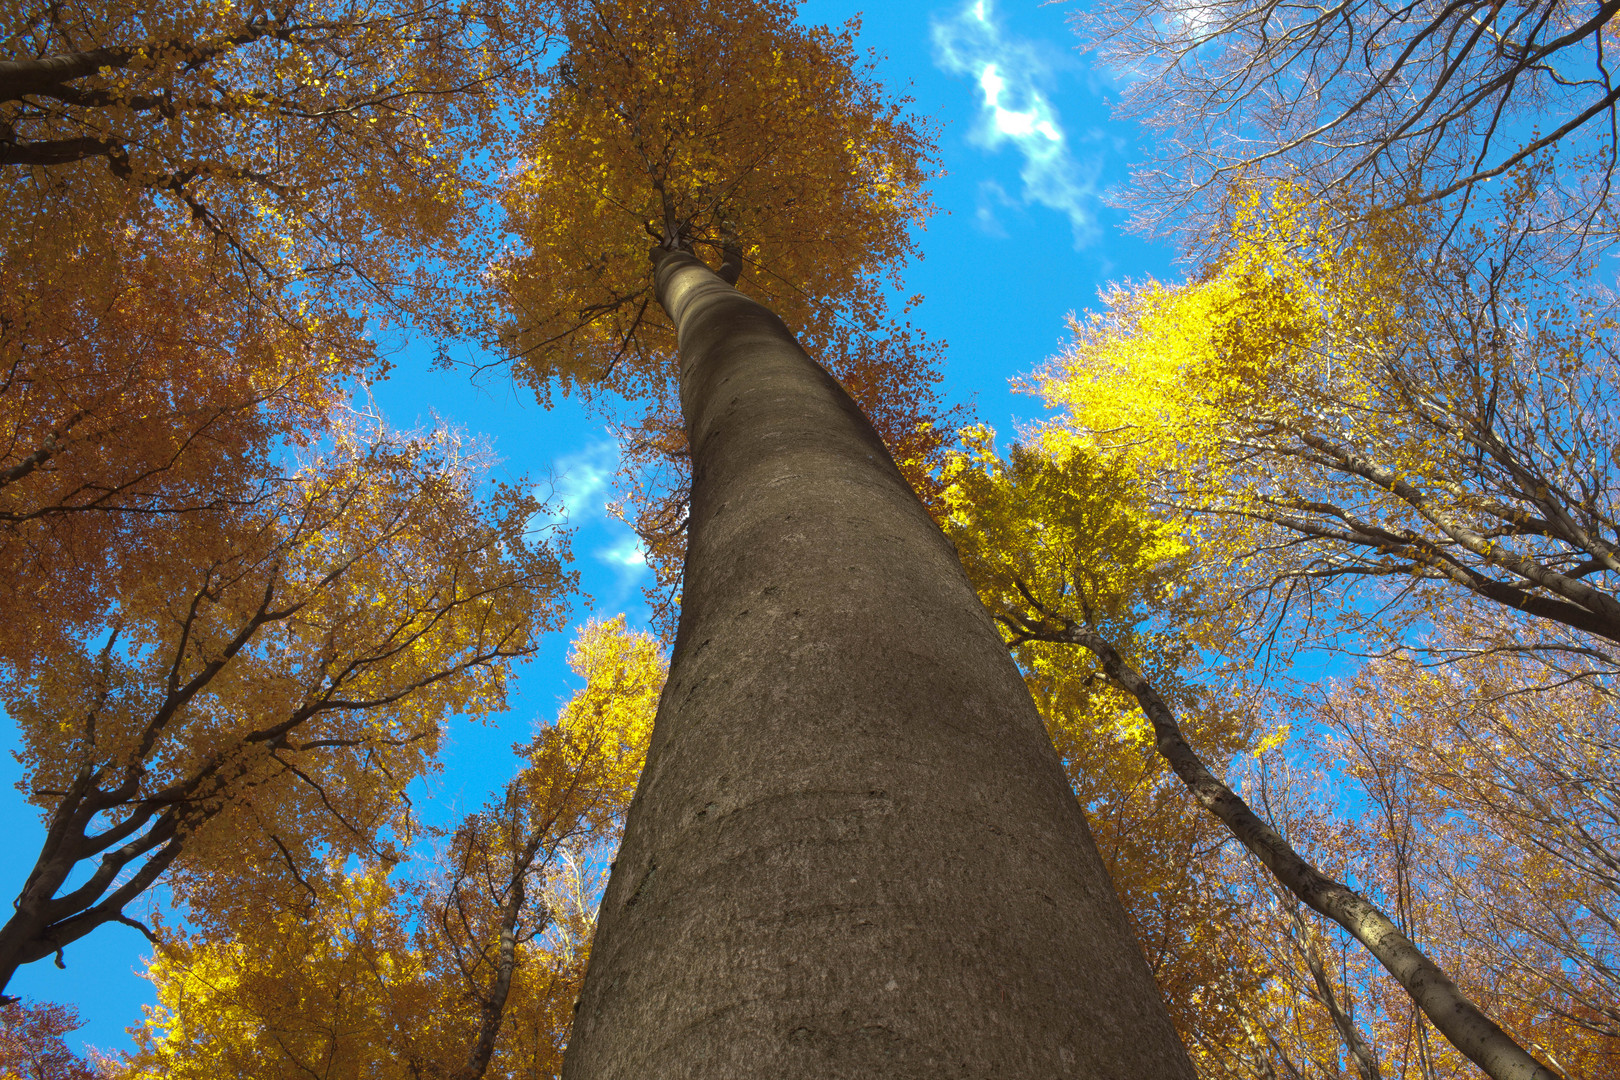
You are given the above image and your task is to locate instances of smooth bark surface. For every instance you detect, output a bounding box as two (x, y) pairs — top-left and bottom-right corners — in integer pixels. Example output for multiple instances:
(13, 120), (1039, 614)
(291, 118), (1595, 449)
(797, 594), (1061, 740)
(560, 251), (1195, 1079)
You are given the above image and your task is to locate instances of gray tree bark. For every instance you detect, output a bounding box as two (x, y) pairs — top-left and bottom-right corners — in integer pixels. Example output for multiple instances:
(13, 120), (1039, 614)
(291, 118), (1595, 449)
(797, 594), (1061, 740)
(559, 251), (1196, 1079)
(1045, 624), (1563, 1080)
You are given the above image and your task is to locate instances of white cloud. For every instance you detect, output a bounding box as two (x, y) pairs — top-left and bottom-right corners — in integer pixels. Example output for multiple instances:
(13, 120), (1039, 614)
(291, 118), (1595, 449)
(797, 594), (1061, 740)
(592, 532), (651, 614)
(534, 439), (620, 528)
(933, 0), (1098, 244)
(974, 179), (1015, 236)
(596, 535), (648, 569)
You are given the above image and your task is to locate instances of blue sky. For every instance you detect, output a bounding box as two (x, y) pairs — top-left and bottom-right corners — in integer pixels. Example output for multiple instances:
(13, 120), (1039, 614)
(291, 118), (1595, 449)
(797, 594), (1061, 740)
(0, 0), (1176, 1056)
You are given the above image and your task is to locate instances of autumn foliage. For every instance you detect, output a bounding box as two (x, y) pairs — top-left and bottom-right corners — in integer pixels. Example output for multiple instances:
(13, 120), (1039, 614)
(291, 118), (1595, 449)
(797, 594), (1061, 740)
(501, 0), (961, 619)
(12, 0), (1620, 1076)
(0, 215), (365, 674)
(970, 170), (1620, 1077)
(0, 999), (97, 1080)
(0, 0), (577, 1008)
(501, 0), (934, 400)
(114, 618), (660, 1080)
(1, 0), (538, 310)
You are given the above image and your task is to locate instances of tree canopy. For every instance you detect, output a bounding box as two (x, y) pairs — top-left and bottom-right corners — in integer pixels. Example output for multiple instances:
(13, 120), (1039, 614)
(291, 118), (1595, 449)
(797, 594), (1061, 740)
(10, 0), (1620, 1077)
(1078, 0), (1620, 241)
(0, 0), (575, 1009)
(112, 618), (659, 1080)
(499, 0), (960, 624)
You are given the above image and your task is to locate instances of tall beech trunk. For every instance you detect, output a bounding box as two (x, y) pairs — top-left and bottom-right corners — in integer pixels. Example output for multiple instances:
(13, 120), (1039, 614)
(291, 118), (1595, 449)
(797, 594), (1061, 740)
(559, 251), (1196, 1078)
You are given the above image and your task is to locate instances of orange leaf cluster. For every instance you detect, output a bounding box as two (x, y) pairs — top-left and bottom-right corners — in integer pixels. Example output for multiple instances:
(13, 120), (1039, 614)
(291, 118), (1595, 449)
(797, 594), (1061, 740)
(0, 0), (576, 997)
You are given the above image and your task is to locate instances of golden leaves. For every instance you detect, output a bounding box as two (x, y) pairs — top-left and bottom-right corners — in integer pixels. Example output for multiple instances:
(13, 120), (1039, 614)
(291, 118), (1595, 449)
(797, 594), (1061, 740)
(1, 414), (573, 985)
(499, 0), (957, 621)
(551, 615), (663, 818)
(0, 6), (584, 987)
(942, 424), (1191, 634)
(0, 0), (533, 316)
(1034, 175), (1620, 656)
(503, 0), (930, 364)
(0, 214), (369, 677)
(501, 0), (937, 408)
(1010, 170), (1620, 1076)
(114, 619), (661, 1080)
(940, 425), (1266, 1067)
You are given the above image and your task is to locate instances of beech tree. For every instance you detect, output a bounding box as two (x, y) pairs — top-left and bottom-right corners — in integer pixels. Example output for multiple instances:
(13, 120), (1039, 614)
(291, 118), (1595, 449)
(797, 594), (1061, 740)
(114, 618), (659, 1080)
(1213, 754), (1437, 1080)
(1184, 645), (1620, 1080)
(1076, 0), (1620, 240)
(950, 163), (1620, 1075)
(939, 428), (1271, 1075)
(0, 0), (541, 307)
(499, 0), (1195, 1074)
(424, 617), (657, 1080)
(0, 420), (570, 993)
(938, 425), (1570, 1079)
(0, 998), (98, 1080)
(1313, 645), (1620, 1077)
(1072, 633), (1560, 1080)
(1052, 12), (1620, 1065)
(0, 0), (575, 997)
(1038, 183), (1620, 675)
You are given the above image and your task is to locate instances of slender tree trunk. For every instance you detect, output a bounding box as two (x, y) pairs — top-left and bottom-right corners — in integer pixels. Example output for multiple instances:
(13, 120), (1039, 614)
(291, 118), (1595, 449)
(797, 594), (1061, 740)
(1053, 624), (1563, 1080)
(459, 848), (539, 1080)
(559, 251), (1196, 1078)
(1286, 898), (1381, 1080)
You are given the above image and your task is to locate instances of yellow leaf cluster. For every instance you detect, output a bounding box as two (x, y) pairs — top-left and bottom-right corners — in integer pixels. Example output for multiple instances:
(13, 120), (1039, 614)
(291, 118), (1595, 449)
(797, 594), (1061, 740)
(940, 425), (1268, 1069)
(1038, 184), (1398, 483)
(113, 618), (661, 1080)
(1020, 169), (1620, 1075)
(1032, 174), (1620, 655)
(942, 424), (1191, 636)
(550, 615), (664, 817)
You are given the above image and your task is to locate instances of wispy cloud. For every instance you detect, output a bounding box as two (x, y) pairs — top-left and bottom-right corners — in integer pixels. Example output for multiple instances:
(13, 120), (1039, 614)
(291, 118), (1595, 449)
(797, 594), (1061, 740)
(596, 535), (648, 571)
(533, 439), (620, 528)
(532, 439), (651, 612)
(592, 532), (649, 611)
(933, 0), (1097, 244)
(975, 179), (1014, 236)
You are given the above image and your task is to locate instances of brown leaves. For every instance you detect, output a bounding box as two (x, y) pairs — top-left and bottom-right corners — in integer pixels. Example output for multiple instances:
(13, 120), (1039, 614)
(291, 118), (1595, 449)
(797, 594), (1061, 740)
(1312, 650), (1620, 1074)
(0, 3), (582, 996)
(0, 999), (98, 1080)
(0, 212), (370, 677)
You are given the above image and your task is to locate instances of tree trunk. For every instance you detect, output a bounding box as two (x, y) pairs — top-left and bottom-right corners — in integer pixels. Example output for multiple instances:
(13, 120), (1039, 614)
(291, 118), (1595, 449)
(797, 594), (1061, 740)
(560, 251), (1195, 1078)
(1053, 624), (1563, 1080)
